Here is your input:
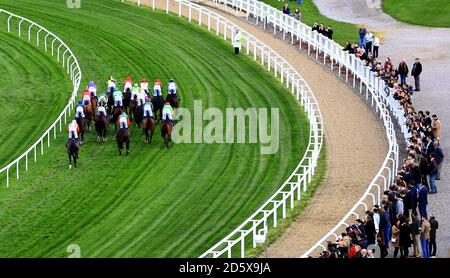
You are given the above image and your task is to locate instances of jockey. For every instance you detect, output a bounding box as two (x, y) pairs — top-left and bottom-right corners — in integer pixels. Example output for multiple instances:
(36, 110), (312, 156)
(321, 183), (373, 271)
(97, 106), (107, 117)
(162, 102), (174, 125)
(143, 97), (154, 118)
(117, 112), (131, 129)
(113, 87), (123, 107)
(153, 79), (162, 97)
(68, 119), (80, 140)
(167, 79), (177, 95)
(107, 76), (116, 93)
(137, 89), (146, 106)
(81, 88), (92, 105)
(131, 83), (140, 101)
(98, 93), (107, 107)
(140, 78), (149, 96)
(75, 101), (85, 118)
(88, 81), (97, 98)
(123, 76), (133, 92)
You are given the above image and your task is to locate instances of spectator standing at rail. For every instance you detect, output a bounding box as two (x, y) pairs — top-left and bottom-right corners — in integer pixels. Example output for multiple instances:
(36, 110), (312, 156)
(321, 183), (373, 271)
(293, 8), (301, 21)
(411, 58), (422, 91)
(411, 212), (422, 257)
(399, 217), (412, 257)
(433, 140), (444, 180)
(392, 219), (401, 258)
(233, 30), (243, 55)
(398, 59), (409, 85)
(431, 114), (441, 140)
(324, 25), (333, 39)
(365, 31), (373, 54)
(282, 3), (290, 15)
(429, 215), (438, 257)
(418, 182), (428, 218)
(428, 153), (438, 194)
(421, 216), (431, 258)
(359, 25), (367, 48)
(373, 35), (380, 58)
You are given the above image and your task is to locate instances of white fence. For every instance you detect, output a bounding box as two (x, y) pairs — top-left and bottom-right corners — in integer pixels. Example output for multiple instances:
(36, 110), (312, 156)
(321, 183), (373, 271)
(205, 0), (402, 257)
(0, 9), (82, 188)
(123, 0), (324, 257)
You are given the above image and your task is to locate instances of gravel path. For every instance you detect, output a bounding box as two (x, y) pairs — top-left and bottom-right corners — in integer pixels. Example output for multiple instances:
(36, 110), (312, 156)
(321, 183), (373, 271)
(128, 0), (388, 257)
(314, 0), (450, 258)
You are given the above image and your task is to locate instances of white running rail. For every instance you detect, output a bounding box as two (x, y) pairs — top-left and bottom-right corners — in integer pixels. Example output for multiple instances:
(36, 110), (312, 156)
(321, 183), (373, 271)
(0, 9), (82, 188)
(206, 0), (402, 257)
(122, 0), (324, 258)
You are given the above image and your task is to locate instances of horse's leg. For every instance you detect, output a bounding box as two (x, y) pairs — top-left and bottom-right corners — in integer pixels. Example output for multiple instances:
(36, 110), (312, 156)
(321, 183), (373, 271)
(126, 140), (130, 156)
(68, 153), (72, 169)
(74, 154), (77, 168)
(150, 128), (154, 145)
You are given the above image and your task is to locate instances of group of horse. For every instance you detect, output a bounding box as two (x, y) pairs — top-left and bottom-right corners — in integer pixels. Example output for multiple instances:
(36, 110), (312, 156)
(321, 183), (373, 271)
(67, 84), (180, 168)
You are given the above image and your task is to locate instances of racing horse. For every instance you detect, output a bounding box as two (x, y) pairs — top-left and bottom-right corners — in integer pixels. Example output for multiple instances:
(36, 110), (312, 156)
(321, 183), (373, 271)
(67, 138), (80, 169)
(161, 120), (173, 148)
(123, 87), (132, 115)
(75, 117), (86, 144)
(116, 127), (130, 156)
(94, 113), (108, 142)
(151, 95), (165, 122)
(142, 116), (155, 144)
(133, 104), (144, 129)
(84, 104), (94, 131)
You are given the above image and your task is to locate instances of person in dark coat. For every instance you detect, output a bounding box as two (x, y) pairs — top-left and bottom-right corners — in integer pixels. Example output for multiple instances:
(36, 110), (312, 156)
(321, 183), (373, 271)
(429, 216), (438, 257)
(406, 184), (418, 223)
(364, 213), (376, 245)
(418, 183), (428, 218)
(398, 59), (409, 85)
(399, 219), (412, 257)
(411, 58), (422, 91)
(282, 4), (291, 15)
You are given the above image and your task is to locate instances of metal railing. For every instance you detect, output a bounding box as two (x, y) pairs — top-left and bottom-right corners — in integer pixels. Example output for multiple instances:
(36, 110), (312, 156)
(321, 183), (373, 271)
(205, 0), (402, 257)
(123, 0), (324, 257)
(0, 9), (82, 188)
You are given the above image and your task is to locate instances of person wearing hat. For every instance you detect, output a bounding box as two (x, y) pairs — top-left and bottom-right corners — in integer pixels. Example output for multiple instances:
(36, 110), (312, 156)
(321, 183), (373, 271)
(123, 76), (133, 93)
(118, 112), (130, 130)
(75, 100), (85, 118)
(143, 97), (154, 119)
(162, 102), (174, 125)
(140, 78), (149, 96)
(167, 79), (177, 95)
(67, 119), (80, 141)
(81, 88), (92, 106)
(107, 76), (116, 93)
(153, 79), (163, 97)
(88, 81), (97, 99)
(113, 87), (123, 108)
(131, 83), (140, 101)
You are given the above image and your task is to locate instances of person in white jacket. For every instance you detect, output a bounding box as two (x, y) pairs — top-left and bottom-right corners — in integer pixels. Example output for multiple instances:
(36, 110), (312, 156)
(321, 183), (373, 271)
(233, 30), (243, 55)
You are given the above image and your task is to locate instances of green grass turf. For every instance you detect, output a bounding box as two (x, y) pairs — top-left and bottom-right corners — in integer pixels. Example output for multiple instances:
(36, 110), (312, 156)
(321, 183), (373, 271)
(0, 0), (314, 257)
(0, 31), (71, 168)
(259, 0), (359, 45)
(383, 0), (450, 27)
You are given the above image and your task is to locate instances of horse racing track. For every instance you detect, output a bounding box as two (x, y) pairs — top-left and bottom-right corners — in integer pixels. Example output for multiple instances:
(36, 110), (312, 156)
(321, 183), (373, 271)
(0, 0), (313, 257)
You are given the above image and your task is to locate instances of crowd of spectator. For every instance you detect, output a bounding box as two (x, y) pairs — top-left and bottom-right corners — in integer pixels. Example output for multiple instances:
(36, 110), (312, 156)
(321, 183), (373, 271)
(316, 25), (443, 259)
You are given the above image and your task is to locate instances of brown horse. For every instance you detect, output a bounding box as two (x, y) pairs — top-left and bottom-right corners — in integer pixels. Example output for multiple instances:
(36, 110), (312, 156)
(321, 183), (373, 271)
(75, 117), (86, 144)
(66, 138), (80, 169)
(129, 98), (138, 123)
(91, 96), (97, 114)
(84, 104), (93, 131)
(94, 114), (108, 142)
(161, 120), (172, 148)
(143, 116), (155, 144)
(116, 128), (130, 156)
